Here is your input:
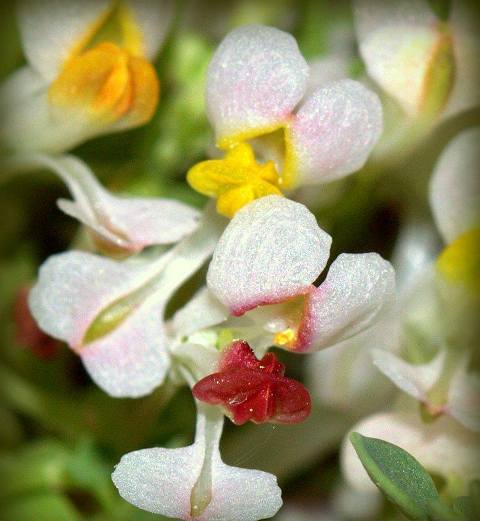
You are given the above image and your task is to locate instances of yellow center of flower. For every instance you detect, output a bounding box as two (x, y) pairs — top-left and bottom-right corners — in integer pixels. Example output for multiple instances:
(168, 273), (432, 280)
(436, 227), (480, 295)
(48, 2), (159, 127)
(273, 328), (297, 347)
(187, 142), (283, 218)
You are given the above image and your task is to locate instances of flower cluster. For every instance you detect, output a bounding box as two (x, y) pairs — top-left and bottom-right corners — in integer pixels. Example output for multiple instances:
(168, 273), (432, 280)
(2, 0), (478, 520)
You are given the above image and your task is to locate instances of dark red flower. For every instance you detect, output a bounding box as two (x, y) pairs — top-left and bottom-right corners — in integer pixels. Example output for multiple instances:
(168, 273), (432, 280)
(13, 286), (59, 360)
(192, 340), (311, 425)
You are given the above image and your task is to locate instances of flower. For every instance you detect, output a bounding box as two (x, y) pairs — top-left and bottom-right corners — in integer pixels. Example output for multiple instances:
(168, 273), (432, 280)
(192, 340), (311, 425)
(353, 0), (479, 120)
(187, 24), (383, 217)
(112, 400), (283, 521)
(0, 0), (173, 153)
(28, 205), (225, 397)
(178, 196), (395, 354)
(4, 153), (200, 255)
(368, 127), (480, 432)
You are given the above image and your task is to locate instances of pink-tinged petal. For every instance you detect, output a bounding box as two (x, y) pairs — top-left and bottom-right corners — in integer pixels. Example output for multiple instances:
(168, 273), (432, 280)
(206, 25), (309, 146)
(371, 349), (445, 402)
(341, 411), (480, 493)
(295, 253), (395, 352)
(430, 128), (480, 244)
(80, 297), (170, 398)
(29, 251), (158, 347)
(28, 210), (223, 397)
(172, 288), (228, 339)
(286, 80), (382, 186)
(112, 405), (282, 521)
(353, 0), (439, 116)
(28, 251), (172, 396)
(207, 196), (331, 316)
(9, 154), (200, 252)
(16, 0), (111, 81)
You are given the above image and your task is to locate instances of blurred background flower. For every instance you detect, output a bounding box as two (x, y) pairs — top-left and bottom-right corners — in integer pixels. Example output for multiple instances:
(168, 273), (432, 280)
(1, 1), (479, 520)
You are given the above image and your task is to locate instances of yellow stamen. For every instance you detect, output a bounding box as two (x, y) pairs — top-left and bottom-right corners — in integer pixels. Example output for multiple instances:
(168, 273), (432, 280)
(49, 42), (159, 127)
(274, 328), (296, 347)
(436, 227), (480, 295)
(187, 143), (283, 218)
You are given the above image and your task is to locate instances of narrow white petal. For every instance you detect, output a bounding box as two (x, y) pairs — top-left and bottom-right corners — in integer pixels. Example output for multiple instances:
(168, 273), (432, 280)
(287, 80), (382, 186)
(206, 25), (308, 144)
(3, 154), (200, 251)
(372, 349), (445, 402)
(430, 128), (480, 244)
(112, 405), (282, 520)
(16, 0), (111, 81)
(207, 196), (331, 315)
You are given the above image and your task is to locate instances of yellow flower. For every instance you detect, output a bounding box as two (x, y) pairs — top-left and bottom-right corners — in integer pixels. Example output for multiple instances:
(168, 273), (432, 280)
(1, 0), (173, 153)
(187, 143), (282, 218)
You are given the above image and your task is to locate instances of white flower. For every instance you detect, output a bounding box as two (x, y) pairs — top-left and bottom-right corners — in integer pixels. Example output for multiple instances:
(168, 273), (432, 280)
(0, 0), (173, 153)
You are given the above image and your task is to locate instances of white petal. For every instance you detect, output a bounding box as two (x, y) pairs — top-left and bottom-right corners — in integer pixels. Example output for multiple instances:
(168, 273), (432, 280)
(307, 314), (400, 412)
(29, 251), (161, 346)
(372, 349), (445, 402)
(112, 405), (282, 521)
(448, 358), (480, 432)
(206, 25), (309, 145)
(429, 128), (480, 244)
(207, 196), (331, 315)
(81, 298), (170, 398)
(172, 288), (228, 339)
(3, 154), (200, 251)
(16, 0), (111, 81)
(29, 212), (222, 397)
(353, 0), (439, 116)
(126, 0), (174, 59)
(297, 253), (395, 352)
(341, 411), (480, 493)
(29, 251), (172, 396)
(287, 80), (382, 186)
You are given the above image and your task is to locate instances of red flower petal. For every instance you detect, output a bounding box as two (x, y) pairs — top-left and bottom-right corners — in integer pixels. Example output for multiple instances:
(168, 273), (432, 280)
(192, 340), (311, 425)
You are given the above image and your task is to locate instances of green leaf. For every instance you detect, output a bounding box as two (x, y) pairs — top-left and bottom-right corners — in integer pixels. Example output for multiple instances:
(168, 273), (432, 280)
(452, 496), (476, 521)
(350, 432), (439, 520)
(428, 499), (464, 521)
(0, 493), (80, 521)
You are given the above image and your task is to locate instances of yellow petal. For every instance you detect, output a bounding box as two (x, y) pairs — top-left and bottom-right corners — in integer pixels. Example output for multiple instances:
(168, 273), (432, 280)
(217, 185), (256, 218)
(437, 228), (480, 294)
(49, 42), (158, 127)
(187, 160), (246, 197)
